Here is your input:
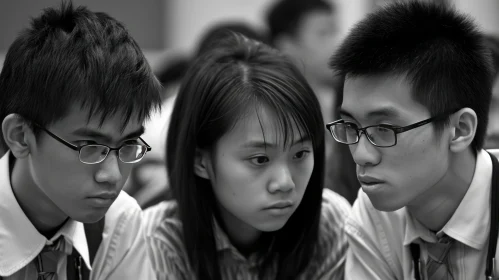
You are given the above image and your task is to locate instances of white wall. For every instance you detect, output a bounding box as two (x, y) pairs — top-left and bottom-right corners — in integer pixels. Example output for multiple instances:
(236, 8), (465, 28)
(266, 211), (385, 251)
(453, 0), (499, 36)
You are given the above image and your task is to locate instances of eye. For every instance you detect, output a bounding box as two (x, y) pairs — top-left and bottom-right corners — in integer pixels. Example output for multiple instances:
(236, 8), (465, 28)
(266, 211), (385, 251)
(74, 140), (96, 146)
(293, 150), (311, 160)
(343, 122), (359, 130)
(375, 126), (393, 134)
(124, 139), (141, 145)
(249, 156), (270, 166)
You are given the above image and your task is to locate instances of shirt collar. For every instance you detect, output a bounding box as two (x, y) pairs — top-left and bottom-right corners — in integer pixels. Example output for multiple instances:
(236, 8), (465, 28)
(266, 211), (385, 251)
(0, 152), (91, 276)
(403, 150), (492, 249)
(212, 217), (274, 267)
(213, 217), (232, 252)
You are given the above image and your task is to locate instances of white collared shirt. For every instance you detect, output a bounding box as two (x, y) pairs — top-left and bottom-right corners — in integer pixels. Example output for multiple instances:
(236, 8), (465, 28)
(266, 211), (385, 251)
(0, 152), (156, 280)
(345, 149), (499, 280)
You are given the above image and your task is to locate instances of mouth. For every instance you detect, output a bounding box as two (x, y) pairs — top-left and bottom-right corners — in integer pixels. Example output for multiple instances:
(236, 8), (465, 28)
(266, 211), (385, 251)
(358, 175), (384, 185)
(87, 192), (119, 208)
(263, 201), (294, 216)
(265, 200), (294, 209)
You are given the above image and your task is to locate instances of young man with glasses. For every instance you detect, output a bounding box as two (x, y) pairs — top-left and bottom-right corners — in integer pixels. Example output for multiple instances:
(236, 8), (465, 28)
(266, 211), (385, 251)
(0, 2), (161, 280)
(328, 1), (497, 280)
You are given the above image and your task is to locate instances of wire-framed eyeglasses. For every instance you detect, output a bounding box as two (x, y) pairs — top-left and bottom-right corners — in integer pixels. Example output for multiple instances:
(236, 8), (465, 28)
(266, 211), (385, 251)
(325, 109), (460, 148)
(33, 123), (151, 164)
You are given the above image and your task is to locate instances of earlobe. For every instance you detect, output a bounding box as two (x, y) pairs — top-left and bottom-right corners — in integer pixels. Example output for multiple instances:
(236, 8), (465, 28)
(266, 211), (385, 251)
(194, 148), (211, 180)
(449, 108), (477, 153)
(2, 114), (31, 158)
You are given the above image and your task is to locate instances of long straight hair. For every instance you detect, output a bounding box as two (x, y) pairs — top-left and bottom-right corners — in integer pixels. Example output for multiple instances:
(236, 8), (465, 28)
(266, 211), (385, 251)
(166, 33), (326, 279)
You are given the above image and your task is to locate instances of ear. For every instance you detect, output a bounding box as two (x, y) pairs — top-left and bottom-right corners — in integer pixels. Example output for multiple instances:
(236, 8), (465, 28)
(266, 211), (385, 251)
(2, 114), (32, 158)
(194, 147), (211, 180)
(448, 108), (477, 153)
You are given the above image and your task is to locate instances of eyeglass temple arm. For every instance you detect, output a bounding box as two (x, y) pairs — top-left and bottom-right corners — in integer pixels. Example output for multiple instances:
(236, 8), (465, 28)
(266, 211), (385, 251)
(34, 124), (79, 151)
(139, 137), (152, 152)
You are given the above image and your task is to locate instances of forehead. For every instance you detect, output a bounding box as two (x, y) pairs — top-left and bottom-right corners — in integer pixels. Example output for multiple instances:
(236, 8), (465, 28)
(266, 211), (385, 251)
(341, 74), (430, 121)
(223, 107), (306, 147)
(48, 103), (144, 139)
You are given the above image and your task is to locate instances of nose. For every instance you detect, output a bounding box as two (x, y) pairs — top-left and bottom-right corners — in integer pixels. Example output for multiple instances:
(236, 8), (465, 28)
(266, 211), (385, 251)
(94, 151), (123, 185)
(350, 133), (381, 167)
(267, 165), (295, 193)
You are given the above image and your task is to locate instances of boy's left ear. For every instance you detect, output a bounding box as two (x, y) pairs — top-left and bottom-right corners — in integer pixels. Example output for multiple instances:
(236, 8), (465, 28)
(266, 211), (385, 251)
(449, 108), (477, 152)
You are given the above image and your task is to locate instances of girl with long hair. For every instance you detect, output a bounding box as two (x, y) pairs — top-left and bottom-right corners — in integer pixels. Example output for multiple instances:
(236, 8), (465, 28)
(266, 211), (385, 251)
(143, 33), (351, 280)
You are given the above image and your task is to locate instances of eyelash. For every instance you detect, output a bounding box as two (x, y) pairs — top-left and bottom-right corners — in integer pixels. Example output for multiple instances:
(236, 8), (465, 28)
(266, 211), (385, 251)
(248, 150), (311, 166)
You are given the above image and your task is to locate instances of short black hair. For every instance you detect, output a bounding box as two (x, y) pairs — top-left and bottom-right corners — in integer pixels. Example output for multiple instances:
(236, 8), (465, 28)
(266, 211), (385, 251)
(266, 0), (333, 44)
(484, 34), (499, 76)
(330, 1), (493, 151)
(0, 1), (161, 148)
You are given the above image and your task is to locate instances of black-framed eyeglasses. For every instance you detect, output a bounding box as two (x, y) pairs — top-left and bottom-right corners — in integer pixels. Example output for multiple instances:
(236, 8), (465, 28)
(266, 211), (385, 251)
(325, 109), (460, 148)
(33, 123), (151, 164)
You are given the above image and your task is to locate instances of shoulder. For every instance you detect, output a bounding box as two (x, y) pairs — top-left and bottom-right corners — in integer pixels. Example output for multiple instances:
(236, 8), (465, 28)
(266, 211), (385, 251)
(320, 188), (352, 227)
(142, 201), (192, 277)
(104, 191), (142, 233)
(100, 191), (144, 251)
(316, 189), (352, 254)
(142, 200), (185, 255)
(300, 189), (352, 278)
(93, 191), (150, 278)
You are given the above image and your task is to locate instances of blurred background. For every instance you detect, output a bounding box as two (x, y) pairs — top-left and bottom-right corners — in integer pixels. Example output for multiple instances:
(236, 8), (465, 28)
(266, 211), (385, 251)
(1, 0), (498, 68)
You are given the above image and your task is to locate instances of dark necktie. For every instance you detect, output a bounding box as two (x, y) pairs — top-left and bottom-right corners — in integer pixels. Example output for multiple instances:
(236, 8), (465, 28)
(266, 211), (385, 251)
(425, 235), (455, 280)
(35, 236), (72, 280)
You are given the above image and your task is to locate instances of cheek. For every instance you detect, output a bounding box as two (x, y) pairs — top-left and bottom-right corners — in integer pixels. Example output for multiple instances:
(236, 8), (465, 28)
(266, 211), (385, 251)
(384, 135), (447, 183)
(293, 156), (314, 189)
(119, 163), (134, 182)
(211, 157), (258, 197)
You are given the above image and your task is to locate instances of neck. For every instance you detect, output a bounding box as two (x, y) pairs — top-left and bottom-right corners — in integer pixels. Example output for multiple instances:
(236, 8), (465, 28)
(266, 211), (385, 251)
(407, 149), (476, 231)
(10, 156), (68, 238)
(216, 206), (262, 257)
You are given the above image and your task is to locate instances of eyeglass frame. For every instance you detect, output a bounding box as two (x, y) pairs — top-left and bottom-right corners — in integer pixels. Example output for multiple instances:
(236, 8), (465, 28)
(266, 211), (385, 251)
(32, 122), (151, 164)
(325, 109), (460, 148)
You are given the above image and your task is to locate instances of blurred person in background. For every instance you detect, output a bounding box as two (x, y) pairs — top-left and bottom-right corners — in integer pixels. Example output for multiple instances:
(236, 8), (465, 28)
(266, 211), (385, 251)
(266, 0), (359, 203)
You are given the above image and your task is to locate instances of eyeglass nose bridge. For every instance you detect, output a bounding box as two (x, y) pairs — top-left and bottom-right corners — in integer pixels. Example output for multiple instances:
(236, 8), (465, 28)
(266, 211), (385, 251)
(355, 127), (378, 147)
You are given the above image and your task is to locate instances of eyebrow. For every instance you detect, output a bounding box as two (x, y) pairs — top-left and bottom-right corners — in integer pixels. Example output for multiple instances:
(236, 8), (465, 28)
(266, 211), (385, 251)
(71, 126), (145, 143)
(241, 135), (312, 149)
(340, 107), (402, 121)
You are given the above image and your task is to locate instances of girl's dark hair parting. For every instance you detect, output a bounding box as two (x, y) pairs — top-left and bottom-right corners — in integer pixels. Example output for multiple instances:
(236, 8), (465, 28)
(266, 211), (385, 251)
(166, 33), (326, 279)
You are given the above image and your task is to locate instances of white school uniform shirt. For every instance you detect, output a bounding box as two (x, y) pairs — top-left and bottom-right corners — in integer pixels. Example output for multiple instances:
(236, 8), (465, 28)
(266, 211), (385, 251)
(0, 152), (156, 280)
(345, 149), (499, 280)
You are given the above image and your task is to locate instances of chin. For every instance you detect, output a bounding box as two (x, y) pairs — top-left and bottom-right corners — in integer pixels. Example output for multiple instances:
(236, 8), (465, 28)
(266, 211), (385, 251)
(256, 218), (289, 232)
(70, 209), (107, 223)
(369, 196), (405, 212)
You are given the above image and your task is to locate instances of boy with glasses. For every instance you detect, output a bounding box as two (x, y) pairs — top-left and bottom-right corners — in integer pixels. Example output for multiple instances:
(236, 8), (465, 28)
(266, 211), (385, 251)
(328, 1), (497, 279)
(0, 2), (161, 280)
